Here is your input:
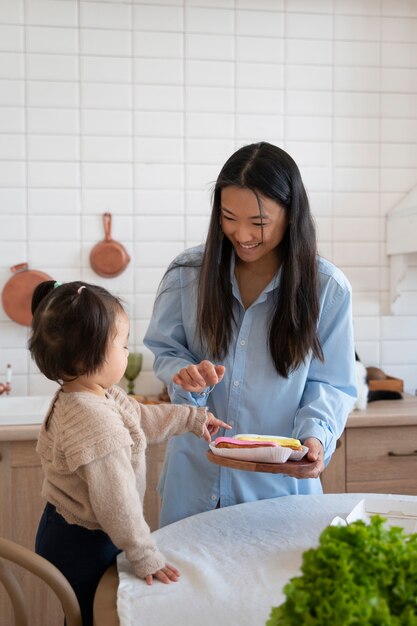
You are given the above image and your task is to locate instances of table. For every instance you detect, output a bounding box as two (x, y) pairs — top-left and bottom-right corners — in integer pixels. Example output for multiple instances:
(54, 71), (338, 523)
(93, 492), (417, 626)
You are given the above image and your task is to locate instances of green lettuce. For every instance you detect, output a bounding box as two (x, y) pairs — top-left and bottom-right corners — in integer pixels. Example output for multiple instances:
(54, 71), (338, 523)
(267, 516), (417, 626)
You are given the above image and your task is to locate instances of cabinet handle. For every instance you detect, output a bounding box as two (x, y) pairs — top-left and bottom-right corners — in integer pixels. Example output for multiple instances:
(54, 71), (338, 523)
(388, 449), (417, 457)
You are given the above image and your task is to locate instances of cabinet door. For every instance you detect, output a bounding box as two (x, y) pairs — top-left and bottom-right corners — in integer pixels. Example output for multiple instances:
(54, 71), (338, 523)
(320, 433), (346, 493)
(0, 440), (63, 626)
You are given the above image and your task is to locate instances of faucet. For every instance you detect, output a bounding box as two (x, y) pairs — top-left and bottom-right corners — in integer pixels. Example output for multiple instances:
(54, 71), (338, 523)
(0, 364), (12, 396)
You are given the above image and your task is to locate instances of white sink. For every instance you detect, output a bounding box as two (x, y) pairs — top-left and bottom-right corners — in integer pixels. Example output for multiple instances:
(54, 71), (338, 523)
(0, 396), (53, 425)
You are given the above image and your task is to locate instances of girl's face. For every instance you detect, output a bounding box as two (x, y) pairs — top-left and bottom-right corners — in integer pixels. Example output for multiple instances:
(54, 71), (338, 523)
(220, 186), (288, 266)
(95, 310), (130, 388)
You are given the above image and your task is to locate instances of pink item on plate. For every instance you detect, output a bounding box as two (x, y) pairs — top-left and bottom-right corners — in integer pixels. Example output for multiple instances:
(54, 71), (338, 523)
(214, 436), (276, 448)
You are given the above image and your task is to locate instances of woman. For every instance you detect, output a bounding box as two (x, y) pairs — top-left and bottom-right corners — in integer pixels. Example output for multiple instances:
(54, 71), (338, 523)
(144, 142), (357, 527)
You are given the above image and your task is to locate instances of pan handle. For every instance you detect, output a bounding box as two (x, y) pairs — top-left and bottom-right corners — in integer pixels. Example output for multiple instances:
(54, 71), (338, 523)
(103, 212), (112, 241)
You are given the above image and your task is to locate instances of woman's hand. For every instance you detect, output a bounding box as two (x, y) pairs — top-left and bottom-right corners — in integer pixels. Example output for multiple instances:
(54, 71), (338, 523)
(279, 437), (325, 480)
(145, 563), (180, 585)
(173, 360), (225, 393)
(201, 412), (232, 442)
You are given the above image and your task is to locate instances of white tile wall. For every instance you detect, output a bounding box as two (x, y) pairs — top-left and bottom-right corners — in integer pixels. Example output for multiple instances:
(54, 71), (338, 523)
(0, 0), (417, 397)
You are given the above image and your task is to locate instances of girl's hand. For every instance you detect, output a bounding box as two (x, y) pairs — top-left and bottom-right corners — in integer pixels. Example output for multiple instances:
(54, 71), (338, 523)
(145, 563), (180, 585)
(173, 360), (225, 393)
(201, 412), (232, 442)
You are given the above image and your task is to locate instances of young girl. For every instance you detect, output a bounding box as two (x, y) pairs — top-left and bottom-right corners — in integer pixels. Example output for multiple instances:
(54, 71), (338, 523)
(144, 141), (357, 527)
(29, 280), (229, 626)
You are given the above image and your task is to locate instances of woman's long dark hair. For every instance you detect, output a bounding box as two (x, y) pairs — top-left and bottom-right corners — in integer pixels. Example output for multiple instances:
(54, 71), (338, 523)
(195, 141), (323, 377)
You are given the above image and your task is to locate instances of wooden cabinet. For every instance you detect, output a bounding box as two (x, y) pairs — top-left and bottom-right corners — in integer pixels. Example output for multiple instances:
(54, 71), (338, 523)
(321, 395), (417, 496)
(0, 437), (63, 626)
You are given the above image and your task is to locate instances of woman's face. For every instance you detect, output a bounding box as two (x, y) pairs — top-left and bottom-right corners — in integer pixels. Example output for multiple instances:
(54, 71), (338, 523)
(220, 186), (288, 265)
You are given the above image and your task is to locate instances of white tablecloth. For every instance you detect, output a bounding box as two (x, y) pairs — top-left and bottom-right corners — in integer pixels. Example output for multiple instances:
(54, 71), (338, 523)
(116, 493), (416, 626)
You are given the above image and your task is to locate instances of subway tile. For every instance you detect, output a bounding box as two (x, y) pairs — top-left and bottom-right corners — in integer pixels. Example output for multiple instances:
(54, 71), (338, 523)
(285, 39), (331, 65)
(0, 214), (26, 239)
(333, 242), (380, 267)
(26, 26), (78, 54)
(0, 79), (24, 105)
(134, 189), (184, 216)
(334, 41), (380, 67)
(28, 375), (58, 397)
(287, 0), (332, 12)
(334, 66), (380, 92)
(298, 166), (332, 192)
(382, 0), (417, 18)
(0, 25), (24, 51)
(381, 143), (417, 168)
(334, 217), (382, 242)
(28, 215), (80, 241)
(185, 189), (211, 215)
(335, 193), (380, 217)
(82, 214), (133, 241)
(27, 135), (79, 161)
(134, 85), (183, 111)
(236, 62), (284, 89)
(382, 93), (417, 117)
(29, 188), (81, 215)
(236, 88), (283, 115)
(134, 137), (183, 164)
(186, 33), (234, 61)
(28, 241), (82, 268)
(134, 58), (183, 85)
(0, 134), (25, 160)
(80, 1), (131, 30)
(334, 117), (379, 142)
(27, 53), (78, 81)
(133, 5), (183, 32)
(0, 0), (24, 24)
(0, 52), (24, 79)
(0, 162), (25, 187)
(134, 32), (183, 58)
(134, 215), (184, 241)
(28, 162), (80, 188)
(82, 189), (132, 215)
(82, 83), (132, 109)
(285, 90), (332, 116)
(185, 215), (210, 242)
(0, 348), (28, 375)
(186, 7), (233, 34)
(381, 67), (417, 93)
(186, 60), (234, 87)
(236, 35), (283, 64)
(382, 16), (417, 43)
(185, 163), (220, 190)
(334, 15), (380, 41)
(186, 86), (234, 112)
(351, 292), (381, 316)
(188, 0), (234, 6)
(286, 12), (332, 39)
(236, 0), (283, 8)
(381, 118), (417, 142)
(286, 116), (331, 141)
(286, 65), (332, 91)
(186, 138), (234, 165)
(381, 340), (417, 364)
(0, 321), (27, 349)
(82, 136), (132, 162)
(81, 29), (131, 57)
(134, 241), (184, 268)
(382, 42), (417, 67)
(334, 91), (380, 117)
(334, 168), (379, 192)
(81, 57), (131, 84)
(352, 316), (380, 342)
(82, 109), (132, 135)
(82, 163), (133, 189)
(314, 216), (332, 241)
(343, 266), (380, 292)
(381, 315), (417, 339)
(27, 108), (79, 134)
(285, 142), (331, 167)
(26, 0), (78, 27)
(0, 188), (26, 214)
(380, 167), (417, 193)
(134, 267), (167, 293)
(237, 9), (283, 37)
(0, 107), (24, 133)
(236, 114), (284, 140)
(308, 192), (332, 217)
(134, 163), (183, 189)
(334, 0), (381, 15)
(186, 112), (234, 138)
(27, 81), (79, 107)
(134, 111), (183, 136)
(334, 142), (380, 167)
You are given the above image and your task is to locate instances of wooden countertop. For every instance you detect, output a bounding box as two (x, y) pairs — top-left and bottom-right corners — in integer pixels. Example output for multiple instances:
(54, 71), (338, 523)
(1, 394), (417, 442)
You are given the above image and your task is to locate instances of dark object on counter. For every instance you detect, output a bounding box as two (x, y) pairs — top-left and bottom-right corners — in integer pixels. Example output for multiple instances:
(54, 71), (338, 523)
(1, 263), (53, 326)
(90, 212), (131, 278)
(368, 390), (402, 402)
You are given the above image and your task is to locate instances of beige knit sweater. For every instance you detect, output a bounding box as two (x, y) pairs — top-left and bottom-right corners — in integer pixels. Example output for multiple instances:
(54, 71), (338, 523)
(36, 385), (208, 578)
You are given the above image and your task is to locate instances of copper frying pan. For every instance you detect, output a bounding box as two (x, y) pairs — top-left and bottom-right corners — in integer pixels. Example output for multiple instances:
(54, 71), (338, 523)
(89, 212), (131, 278)
(1, 263), (53, 326)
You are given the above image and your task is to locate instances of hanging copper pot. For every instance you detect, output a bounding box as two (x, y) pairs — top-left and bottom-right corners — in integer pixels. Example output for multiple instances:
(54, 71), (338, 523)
(89, 212), (131, 278)
(1, 263), (53, 326)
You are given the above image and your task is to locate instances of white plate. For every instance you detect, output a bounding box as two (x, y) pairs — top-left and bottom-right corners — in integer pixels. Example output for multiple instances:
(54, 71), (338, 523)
(209, 434), (308, 464)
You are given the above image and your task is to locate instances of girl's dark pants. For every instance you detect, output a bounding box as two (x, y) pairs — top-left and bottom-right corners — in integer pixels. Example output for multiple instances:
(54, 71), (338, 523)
(36, 503), (121, 626)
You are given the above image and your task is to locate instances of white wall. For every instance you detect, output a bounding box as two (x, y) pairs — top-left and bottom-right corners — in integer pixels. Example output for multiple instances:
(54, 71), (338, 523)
(0, 0), (417, 397)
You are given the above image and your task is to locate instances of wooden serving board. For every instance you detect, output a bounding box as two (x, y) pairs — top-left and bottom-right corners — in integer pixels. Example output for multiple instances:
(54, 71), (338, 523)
(206, 449), (318, 476)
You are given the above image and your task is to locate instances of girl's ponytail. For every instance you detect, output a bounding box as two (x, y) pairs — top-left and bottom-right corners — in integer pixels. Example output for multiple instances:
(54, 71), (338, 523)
(31, 281), (57, 315)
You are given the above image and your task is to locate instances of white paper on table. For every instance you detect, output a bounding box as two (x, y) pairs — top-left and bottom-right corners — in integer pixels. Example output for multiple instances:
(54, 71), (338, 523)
(330, 496), (417, 533)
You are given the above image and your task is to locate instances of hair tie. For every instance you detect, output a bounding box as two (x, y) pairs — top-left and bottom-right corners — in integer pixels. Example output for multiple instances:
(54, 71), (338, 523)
(54, 281), (61, 289)
(77, 286), (86, 294)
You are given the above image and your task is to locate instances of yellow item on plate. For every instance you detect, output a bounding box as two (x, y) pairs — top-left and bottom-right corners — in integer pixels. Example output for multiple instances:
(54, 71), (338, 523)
(236, 434), (302, 449)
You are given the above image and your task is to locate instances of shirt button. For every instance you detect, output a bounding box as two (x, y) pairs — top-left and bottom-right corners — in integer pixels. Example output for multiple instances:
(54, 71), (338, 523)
(233, 380), (240, 387)
(211, 495), (217, 501)
(240, 340), (246, 346)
